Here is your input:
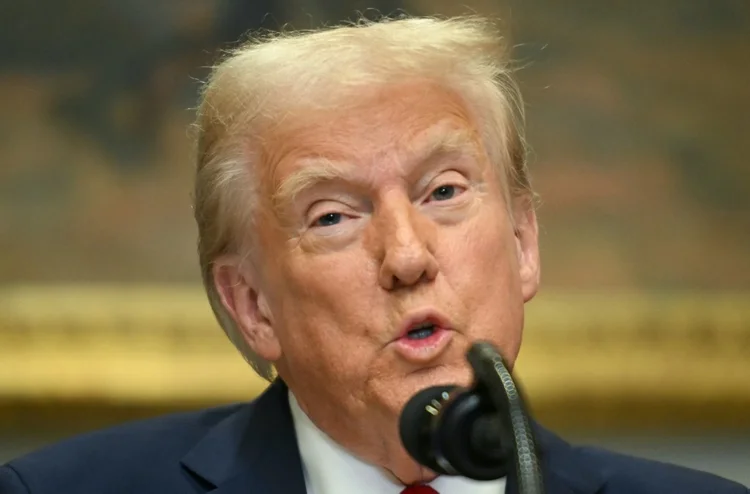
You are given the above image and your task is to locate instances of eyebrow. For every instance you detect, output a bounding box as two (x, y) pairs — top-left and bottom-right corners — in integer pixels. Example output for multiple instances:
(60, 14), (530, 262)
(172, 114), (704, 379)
(272, 157), (354, 213)
(271, 126), (479, 212)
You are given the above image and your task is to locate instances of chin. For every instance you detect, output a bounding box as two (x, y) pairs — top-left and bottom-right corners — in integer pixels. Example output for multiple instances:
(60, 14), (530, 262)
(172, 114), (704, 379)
(390, 363), (473, 410)
(368, 349), (474, 417)
(420, 362), (473, 388)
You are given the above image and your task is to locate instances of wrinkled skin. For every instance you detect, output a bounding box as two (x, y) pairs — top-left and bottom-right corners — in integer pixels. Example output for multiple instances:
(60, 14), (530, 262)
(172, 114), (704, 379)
(214, 82), (540, 484)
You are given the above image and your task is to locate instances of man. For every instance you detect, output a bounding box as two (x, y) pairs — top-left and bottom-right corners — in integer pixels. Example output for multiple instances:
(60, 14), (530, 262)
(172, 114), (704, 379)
(1, 16), (746, 494)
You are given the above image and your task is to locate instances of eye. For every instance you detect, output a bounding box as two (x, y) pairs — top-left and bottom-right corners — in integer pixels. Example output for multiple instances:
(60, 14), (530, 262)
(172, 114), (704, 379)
(313, 212), (343, 227)
(428, 184), (462, 202)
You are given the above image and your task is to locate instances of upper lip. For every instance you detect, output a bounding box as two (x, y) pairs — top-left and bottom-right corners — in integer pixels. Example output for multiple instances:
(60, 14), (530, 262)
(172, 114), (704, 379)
(394, 308), (454, 341)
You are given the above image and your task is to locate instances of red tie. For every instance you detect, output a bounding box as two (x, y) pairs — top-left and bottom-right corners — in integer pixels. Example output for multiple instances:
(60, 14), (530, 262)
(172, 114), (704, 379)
(401, 486), (439, 494)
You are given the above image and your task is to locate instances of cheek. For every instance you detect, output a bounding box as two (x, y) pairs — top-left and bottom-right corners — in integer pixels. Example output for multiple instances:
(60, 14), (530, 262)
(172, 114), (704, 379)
(445, 207), (520, 294)
(441, 210), (524, 358)
(274, 250), (382, 367)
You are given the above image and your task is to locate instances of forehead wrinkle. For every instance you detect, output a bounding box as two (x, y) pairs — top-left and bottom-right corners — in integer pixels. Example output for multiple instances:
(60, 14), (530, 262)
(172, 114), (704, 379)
(269, 113), (484, 216)
(398, 123), (483, 182)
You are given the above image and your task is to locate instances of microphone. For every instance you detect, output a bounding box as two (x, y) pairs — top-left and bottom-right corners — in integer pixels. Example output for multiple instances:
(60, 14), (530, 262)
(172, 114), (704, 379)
(399, 341), (545, 494)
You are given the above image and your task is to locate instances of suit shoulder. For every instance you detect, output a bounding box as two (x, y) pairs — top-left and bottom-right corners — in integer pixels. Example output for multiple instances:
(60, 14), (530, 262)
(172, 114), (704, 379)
(2, 403), (246, 494)
(574, 444), (748, 493)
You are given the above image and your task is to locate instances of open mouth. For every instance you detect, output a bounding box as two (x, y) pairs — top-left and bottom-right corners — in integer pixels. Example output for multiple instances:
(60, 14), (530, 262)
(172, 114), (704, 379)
(405, 322), (437, 340)
(393, 314), (453, 363)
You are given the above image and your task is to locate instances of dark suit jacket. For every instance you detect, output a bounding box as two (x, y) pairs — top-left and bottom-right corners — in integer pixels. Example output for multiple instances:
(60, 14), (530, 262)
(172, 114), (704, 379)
(1, 380), (747, 494)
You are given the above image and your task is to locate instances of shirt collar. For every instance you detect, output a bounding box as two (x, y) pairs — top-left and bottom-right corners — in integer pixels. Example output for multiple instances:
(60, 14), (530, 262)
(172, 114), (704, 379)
(288, 390), (507, 494)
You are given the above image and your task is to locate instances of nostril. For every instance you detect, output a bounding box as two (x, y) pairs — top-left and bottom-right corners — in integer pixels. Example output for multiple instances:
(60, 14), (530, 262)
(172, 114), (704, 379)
(388, 271), (430, 291)
(378, 234), (437, 290)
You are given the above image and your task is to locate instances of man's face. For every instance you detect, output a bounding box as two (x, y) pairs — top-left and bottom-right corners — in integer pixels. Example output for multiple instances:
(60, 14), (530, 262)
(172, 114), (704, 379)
(219, 81), (539, 475)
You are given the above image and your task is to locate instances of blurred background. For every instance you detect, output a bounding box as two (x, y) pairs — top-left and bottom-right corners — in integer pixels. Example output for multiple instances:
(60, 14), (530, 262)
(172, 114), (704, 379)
(1, 0), (748, 485)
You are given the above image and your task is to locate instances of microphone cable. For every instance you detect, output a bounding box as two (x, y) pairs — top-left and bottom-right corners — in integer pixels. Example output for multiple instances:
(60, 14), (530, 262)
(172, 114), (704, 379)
(468, 342), (544, 494)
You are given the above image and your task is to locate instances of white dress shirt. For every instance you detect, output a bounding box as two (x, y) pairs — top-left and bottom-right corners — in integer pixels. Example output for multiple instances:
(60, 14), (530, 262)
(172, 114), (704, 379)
(289, 391), (507, 494)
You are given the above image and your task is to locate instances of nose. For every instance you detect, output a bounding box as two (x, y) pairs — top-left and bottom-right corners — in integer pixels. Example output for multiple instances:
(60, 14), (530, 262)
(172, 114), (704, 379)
(375, 198), (439, 290)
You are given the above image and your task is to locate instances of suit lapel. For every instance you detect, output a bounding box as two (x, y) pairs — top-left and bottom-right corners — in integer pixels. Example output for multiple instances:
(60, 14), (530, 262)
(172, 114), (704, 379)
(181, 379), (307, 494)
(180, 380), (606, 494)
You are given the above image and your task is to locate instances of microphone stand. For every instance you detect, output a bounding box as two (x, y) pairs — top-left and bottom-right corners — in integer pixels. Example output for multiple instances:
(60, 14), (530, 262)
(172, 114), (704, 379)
(399, 341), (545, 494)
(467, 342), (545, 494)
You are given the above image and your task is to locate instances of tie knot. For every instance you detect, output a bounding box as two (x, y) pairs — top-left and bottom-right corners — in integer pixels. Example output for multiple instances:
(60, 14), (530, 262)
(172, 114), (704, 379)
(401, 485), (439, 494)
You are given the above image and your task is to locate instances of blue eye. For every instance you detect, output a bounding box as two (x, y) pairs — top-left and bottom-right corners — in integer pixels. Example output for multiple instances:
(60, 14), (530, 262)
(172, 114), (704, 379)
(314, 212), (342, 227)
(430, 185), (457, 201)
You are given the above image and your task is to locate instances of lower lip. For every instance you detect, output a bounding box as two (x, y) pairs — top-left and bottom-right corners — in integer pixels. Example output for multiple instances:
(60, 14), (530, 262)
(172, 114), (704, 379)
(392, 328), (453, 364)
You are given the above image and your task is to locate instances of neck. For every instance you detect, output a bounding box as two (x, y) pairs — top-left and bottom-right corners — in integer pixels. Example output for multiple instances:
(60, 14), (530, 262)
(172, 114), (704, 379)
(286, 384), (437, 486)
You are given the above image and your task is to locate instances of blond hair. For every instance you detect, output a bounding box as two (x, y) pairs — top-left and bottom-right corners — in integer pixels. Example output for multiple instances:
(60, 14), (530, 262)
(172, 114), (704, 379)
(192, 16), (533, 381)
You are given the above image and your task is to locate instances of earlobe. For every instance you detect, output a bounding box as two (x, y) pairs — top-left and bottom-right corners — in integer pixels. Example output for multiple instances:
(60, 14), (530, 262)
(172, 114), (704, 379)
(212, 256), (282, 361)
(513, 207), (541, 303)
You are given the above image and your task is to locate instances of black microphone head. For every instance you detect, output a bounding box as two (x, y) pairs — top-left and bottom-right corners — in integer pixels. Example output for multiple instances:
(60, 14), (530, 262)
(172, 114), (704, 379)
(400, 383), (510, 481)
(399, 385), (457, 475)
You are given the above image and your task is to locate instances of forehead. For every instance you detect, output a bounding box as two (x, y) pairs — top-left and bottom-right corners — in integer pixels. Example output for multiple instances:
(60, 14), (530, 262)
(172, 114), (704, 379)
(259, 82), (482, 189)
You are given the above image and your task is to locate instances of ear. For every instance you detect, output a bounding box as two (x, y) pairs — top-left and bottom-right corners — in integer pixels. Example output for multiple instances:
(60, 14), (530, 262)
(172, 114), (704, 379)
(513, 204), (541, 303)
(212, 255), (282, 362)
